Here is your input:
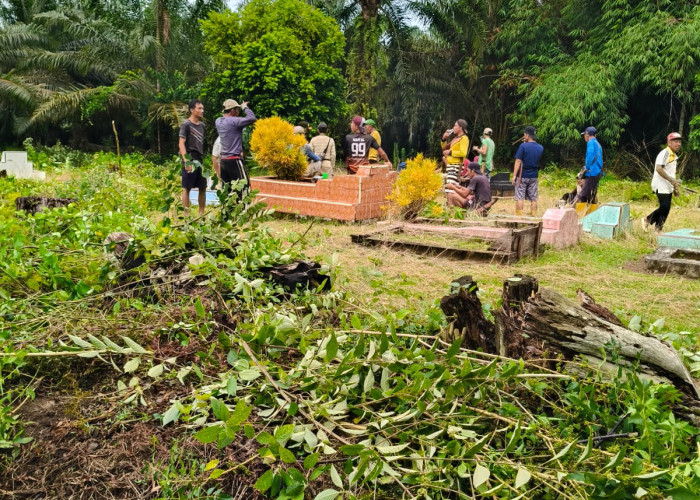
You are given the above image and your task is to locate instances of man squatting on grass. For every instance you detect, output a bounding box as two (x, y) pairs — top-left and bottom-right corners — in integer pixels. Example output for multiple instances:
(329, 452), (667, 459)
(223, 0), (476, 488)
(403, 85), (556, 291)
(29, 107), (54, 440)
(178, 99), (207, 215)
(512, 126), (544, 216)
(447, 161), (492, 216)
(575, 126), (603, 203)
(215, 98), (257, 193)
(643, 132), (683, 231)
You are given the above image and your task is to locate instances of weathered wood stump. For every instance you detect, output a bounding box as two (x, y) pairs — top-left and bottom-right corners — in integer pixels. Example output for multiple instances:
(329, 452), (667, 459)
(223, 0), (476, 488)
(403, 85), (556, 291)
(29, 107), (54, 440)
(442, 275), (700, 399)
(15, 196), (75, 214)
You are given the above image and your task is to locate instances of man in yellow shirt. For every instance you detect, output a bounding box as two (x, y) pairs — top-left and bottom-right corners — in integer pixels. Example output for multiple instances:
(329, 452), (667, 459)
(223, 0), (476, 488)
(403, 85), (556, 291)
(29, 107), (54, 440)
(365, 119), (381, 163)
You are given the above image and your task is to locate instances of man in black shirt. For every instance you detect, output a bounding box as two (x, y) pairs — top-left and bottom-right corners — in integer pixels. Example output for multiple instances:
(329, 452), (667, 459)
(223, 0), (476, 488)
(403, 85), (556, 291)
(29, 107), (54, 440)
(344, 116), (391, 174)
(447, 162), (492, 216)
(178, 99), (207, 215)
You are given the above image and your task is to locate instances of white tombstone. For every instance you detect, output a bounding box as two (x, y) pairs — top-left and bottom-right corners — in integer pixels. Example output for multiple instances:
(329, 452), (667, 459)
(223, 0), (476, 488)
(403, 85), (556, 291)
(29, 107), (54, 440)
(0, 151), (46, 180)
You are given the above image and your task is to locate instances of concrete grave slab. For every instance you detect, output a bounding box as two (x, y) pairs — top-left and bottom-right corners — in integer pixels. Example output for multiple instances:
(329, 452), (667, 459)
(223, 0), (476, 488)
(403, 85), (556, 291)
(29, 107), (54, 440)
(0, 151), (45, 180)
(540, 208), (581, 248)
(581, 202), (630, 239)
(657, 229), (700, 250)
(644, 247), (700, 279)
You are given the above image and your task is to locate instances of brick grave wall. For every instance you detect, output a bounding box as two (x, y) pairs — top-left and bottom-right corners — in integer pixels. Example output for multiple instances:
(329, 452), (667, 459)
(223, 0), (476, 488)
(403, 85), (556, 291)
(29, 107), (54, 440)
(250, 164), (397, 221)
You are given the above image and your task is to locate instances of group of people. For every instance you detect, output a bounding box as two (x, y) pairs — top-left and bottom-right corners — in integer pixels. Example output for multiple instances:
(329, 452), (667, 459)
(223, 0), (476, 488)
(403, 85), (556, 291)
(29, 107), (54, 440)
(179, 98), (256, 215)
(179, 97), (684, 229)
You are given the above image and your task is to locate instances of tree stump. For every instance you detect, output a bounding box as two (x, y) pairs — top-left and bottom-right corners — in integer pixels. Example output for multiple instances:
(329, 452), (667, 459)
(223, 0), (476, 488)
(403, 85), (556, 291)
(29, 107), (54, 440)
(15, 196), (76, 214)
(439, 276), (496, 352)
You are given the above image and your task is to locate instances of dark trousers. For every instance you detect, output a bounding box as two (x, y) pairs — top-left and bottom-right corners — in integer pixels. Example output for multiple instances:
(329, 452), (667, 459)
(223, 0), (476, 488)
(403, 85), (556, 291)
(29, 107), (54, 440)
(576, 175), (600, 203)
(647, 192), (672, 230)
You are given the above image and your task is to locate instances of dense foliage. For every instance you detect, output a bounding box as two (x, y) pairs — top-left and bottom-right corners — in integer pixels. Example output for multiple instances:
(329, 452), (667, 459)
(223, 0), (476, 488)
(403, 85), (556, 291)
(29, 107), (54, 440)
(201, 0), (347, 131)
(386, 153), (442, 219)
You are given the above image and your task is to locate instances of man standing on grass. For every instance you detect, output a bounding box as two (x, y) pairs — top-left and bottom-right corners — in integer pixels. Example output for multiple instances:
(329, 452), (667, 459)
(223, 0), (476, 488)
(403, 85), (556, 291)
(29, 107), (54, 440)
(643, 132), (682, 231)
(512, 126), (543, 216)
(215, 98), (256, 191)
(473, 127), (495, 178)
(178, 99), (207, 216)
(575, 126), (603, 204)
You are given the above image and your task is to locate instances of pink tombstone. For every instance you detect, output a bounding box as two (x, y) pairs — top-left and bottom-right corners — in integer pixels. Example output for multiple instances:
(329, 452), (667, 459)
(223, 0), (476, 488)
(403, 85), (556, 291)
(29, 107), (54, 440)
(540, 208), (581, 248)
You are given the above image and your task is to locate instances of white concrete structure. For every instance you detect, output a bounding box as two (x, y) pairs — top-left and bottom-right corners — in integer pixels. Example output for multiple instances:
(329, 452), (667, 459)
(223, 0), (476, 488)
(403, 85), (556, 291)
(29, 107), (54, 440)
(0, 151), (46, 180)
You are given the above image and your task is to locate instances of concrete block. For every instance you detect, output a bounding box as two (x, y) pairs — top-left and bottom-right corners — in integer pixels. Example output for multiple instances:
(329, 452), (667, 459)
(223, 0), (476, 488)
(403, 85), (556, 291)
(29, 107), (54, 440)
(581, 202), (630, 238)
(591, 222), (617, 239)
(658, 229), (700, 250)
(645, 247), (700, 278)
(540, 208), (580, 248)
(1, 150), (44, 180)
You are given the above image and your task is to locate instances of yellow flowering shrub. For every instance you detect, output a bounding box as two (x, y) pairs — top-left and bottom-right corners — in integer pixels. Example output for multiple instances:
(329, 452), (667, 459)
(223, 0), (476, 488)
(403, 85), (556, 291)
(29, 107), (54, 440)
(250, 116), (307, 180)
(386, 154), (442, 220)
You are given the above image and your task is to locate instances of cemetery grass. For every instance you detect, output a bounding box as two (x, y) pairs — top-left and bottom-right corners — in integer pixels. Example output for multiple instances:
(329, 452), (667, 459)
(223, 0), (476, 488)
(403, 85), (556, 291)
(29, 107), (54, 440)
(1, 150), (699, 499)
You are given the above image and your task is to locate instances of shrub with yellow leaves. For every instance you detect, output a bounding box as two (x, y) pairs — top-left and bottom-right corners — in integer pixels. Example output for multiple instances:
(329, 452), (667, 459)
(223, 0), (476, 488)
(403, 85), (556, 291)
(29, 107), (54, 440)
(250, 117), (308, 180)
(386, 154), (443, 220)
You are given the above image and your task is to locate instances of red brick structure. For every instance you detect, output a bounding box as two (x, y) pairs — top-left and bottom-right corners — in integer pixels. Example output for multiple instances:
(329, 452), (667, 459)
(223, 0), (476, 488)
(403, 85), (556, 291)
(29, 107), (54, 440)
(250, 164), (397, 221)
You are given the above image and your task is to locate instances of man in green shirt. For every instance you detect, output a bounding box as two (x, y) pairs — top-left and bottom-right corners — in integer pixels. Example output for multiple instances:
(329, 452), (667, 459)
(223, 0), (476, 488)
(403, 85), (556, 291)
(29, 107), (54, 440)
(473, 127), (495, 178)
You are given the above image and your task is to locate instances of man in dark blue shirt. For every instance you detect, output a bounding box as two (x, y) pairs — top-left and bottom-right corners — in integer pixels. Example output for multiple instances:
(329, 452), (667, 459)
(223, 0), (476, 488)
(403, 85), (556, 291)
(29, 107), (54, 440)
(575, 126), (603, 203)
(513, 126), (544, 216)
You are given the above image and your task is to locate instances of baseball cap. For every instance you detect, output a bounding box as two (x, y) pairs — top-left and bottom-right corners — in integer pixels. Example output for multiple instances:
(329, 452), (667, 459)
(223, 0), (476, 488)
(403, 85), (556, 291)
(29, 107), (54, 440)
(524, 126), (537, 138)
(222, 99), (240, 110)
(483, 127), (493, 135)
(581, 126), (596, 136)
(352, 115), (363, 127)
(365, 119), (376, 127)
(293, 126), (305, 135)
(466, 161), (480, 172)
(667, 132), (682, 142)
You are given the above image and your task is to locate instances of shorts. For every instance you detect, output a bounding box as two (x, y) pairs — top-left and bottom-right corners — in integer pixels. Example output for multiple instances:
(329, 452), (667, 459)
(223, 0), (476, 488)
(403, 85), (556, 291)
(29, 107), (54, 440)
(515, 177), (538, 201)
(181, 166), (207, 190)
(220, 157), (249, 186)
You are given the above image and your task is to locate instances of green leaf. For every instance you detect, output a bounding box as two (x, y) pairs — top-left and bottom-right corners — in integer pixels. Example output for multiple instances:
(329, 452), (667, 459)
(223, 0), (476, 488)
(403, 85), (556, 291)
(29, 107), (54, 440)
(446, 337), (461, 360)
(194, 296), (206, 319)
(86, 334), (106, 349)
(162, 402), (180, 426)
(244, 424), (255, 439)
(628, 315), (642, 331)
(330, 465), (343, 488)
(204, 459), (220, 471)
(122, 336), (148, 354)
(376, 443), (409, 455)
(304, 453), (319, 469)
(279, 447), (297, 464)
(275, 424), (295, 443)
(340, 444), (365, 456)
(350, 314), (362, 330)
(602, 445), (627, 471)
(576, 434), (593, 465)
(634, 470), (669, 480)
(324, 332), (338, 362)
(545, 441), (574, 464)
(314, 489), (340, 500)
(209, 469), (224, 479)
(69, 335), (92, 349)
(194, 425), (222, 444)
(228, 399), (252, 426)
(147, 363), (164, 378)
(363, 368), (374, 393)
(515, 468), (531, 489)
(465, 435), (489, 458)
(211, 397), (230, 422)
(123, 357), (140, 373)
(254, 469), (274, 492)
(472, 464), (490, 488)
(504, 421), (521, 453)
(226, 376), (237, 396)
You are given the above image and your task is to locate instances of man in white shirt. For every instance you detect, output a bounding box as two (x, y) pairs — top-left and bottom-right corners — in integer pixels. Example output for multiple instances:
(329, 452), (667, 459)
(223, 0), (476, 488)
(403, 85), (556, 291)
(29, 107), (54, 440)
(212, 136), (221, 182)
(643, 132), (682, 231)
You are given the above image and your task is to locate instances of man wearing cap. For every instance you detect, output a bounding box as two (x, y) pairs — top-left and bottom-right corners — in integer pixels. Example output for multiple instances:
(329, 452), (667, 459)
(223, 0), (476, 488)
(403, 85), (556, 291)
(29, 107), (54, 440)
(512, 126), (544, 216)
(364, 119), (381, 164)
(215, 99), (256, 191)
(309, 122), (336, 177)
(575, 126), (603, 204)
(643, 132), (682, 231)
(178, 99), (207, 215)
(345, 115), (391, 173)
(447, 161), (492, 216)
(473, 127), (495, 178)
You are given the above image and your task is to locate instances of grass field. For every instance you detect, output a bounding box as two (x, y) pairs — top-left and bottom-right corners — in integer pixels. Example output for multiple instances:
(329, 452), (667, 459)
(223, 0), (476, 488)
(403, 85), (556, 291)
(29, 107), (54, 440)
(266, 176), (700, 336)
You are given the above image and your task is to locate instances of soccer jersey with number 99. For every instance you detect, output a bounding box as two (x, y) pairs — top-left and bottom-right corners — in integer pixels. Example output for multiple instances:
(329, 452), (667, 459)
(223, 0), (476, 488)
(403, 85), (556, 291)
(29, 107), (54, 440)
(345, 133), (380, 173)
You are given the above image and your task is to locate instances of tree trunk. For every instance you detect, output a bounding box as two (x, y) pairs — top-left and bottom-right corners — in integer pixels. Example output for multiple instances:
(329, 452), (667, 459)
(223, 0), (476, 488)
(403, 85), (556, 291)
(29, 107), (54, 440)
(440, 276), (496, 352)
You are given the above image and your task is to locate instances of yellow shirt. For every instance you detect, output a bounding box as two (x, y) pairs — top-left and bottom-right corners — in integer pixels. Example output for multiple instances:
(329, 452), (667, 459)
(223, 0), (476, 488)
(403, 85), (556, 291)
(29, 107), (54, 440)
(445, 135), (469, 165)
(368, 130), (381, 162)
